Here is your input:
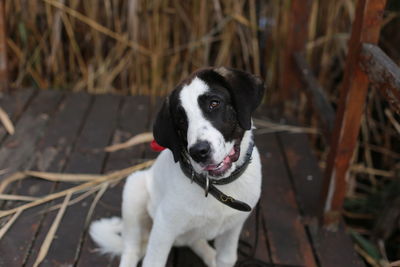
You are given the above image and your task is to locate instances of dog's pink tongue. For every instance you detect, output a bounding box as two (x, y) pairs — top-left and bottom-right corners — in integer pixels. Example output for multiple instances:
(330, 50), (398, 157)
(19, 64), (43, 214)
(205, 157), (230, 171)
(223, 155), (231, 164)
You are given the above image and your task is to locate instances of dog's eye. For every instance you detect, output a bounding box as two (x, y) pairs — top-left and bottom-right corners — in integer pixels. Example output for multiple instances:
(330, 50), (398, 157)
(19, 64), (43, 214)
(209, 100), (220, 110)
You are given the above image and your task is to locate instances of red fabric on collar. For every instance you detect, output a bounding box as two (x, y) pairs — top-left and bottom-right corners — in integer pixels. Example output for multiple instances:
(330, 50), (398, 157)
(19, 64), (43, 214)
(150, 140), (166, 152)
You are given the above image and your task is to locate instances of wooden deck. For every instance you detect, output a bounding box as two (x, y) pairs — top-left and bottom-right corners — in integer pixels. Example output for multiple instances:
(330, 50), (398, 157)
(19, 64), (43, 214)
(0, 89), (364, 267)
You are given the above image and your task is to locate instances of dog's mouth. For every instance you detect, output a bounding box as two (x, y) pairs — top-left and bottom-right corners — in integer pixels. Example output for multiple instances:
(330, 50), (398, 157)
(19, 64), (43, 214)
(203, 143), (240, 177)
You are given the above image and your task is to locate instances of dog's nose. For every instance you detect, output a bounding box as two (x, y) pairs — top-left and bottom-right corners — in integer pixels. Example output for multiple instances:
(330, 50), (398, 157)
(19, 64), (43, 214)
(189, 141), (211, 163)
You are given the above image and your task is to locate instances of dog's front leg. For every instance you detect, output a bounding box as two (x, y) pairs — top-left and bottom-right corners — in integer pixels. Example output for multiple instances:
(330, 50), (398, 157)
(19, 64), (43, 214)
(141, 211), (176, 267)
(214, 222), (245, 267)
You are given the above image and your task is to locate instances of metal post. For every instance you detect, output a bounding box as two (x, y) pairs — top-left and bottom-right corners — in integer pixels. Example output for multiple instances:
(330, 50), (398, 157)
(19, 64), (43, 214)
(320, 0), (387, 229)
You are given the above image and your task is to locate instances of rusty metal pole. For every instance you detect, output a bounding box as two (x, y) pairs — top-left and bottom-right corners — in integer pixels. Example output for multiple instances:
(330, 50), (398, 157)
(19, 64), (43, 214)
(279, 0), (313, 109)
(320, 0), (387, 229)
(0, 0), (8, 91)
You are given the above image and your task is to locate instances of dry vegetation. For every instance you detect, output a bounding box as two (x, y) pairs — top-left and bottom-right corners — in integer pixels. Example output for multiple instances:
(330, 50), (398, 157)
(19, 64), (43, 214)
(3, 0), (400, 265)
(7, 0), (268, 95)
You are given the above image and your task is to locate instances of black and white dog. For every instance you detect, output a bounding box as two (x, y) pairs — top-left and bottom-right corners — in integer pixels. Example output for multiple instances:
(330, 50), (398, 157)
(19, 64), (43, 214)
(90, 67), (265, 267)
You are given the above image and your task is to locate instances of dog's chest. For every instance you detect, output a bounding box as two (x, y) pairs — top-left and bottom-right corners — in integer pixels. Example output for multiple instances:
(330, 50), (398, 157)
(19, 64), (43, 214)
(174, 211), (242, 245)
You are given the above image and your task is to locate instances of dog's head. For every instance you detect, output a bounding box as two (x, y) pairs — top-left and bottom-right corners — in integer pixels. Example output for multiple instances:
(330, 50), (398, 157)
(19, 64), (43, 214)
(153, 67), (265, 178)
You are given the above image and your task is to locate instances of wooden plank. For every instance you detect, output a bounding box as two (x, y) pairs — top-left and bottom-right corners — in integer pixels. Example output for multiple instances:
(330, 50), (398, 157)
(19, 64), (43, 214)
(294, 53), (335, 138)
(0, 92), (92, 266)
(277, 130), (323, 218)
(0, 0), (7, 91)
(256, 133), (317, 267)
(103, 95), (150, 172)
(277, 130), (365, 267)
(0, 90), (63, 180)
(0, 88), (35, 142)
(360, 43), (400, 115)
(279, 0), (313, 101)
(62, 95), (122, 174)
(238, 204), (271, 264)
(25, 94), (121, 267)
(321, 0), (387, 227)
(76, 96), (150, 267)
(309, 220), (365, 267)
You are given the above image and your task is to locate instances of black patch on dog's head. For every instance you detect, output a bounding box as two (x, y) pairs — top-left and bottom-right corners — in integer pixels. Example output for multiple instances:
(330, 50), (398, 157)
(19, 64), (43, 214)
(187, 70), (241, 142)
(198, 67), (265, 131)
(153, 91), (183, 162)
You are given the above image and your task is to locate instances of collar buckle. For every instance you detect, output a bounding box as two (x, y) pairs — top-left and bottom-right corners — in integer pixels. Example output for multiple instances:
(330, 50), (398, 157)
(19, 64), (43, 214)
(204, 176), (210, 197)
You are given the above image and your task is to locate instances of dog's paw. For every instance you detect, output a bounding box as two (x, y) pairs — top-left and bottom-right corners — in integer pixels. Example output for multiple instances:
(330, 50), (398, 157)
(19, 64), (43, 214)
(208, 258), (217, 267)
(119, 249), (140, 267)
(204, 250), (217, 267)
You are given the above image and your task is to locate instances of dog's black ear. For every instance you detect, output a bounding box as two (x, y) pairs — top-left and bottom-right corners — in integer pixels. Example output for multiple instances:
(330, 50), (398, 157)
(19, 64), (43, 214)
(216, 67), (265, 130)
(153, 98), (181, 162)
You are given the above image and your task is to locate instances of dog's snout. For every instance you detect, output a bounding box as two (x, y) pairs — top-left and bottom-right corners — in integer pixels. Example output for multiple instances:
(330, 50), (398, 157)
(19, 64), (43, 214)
(189, 141), (211, 162)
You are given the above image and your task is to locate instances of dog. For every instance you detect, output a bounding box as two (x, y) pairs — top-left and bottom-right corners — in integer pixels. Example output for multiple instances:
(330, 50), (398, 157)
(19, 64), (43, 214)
(90, 67), (265, 267)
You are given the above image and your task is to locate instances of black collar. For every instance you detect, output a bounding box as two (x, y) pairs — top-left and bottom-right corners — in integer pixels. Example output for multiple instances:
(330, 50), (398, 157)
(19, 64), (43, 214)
(179, 141), (254, 212)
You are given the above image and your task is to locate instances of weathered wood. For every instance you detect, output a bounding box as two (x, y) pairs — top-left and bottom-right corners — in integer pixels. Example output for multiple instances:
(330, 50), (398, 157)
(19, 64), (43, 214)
(25, 95), (121, 267)
(0, 88), (35, 142)
(277, 127), (323, 218)
(0, 90), (63, 180)
(321, 0), (387, 227)
(257, 133), (317, 267)
(279, 0), (313, 101)
(0, 0), (7, 91)
(62, 95), (122, 173)
(0, 90), (63, 264)
(76, 96), (150, 267)
(0, 93), (92, 266)
(360, 43), (400, 115)
(294, 53), (335, 138)
(103, 96), (150, 172)
(309, 219), (365, 267)
(277, 130), (365, 267)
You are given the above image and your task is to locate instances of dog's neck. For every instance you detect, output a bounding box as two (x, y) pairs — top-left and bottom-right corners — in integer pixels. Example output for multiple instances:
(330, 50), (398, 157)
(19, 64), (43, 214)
(178, 137), (254, 212)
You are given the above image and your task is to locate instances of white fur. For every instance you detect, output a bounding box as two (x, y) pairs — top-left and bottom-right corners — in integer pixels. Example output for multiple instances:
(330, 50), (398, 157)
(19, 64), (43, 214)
(90, 217), (123, 255)
(90, 76), (262, 267)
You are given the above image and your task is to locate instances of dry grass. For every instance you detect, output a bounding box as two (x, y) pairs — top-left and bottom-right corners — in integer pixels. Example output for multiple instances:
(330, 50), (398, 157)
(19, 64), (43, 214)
(6, 0), (268, 95)
(105, 132), (153, 152)
(5, 0), (399, 97)
(33, 191), (71, 267)
(0, 106), (15, 135)
(0, 160), (153, 219)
